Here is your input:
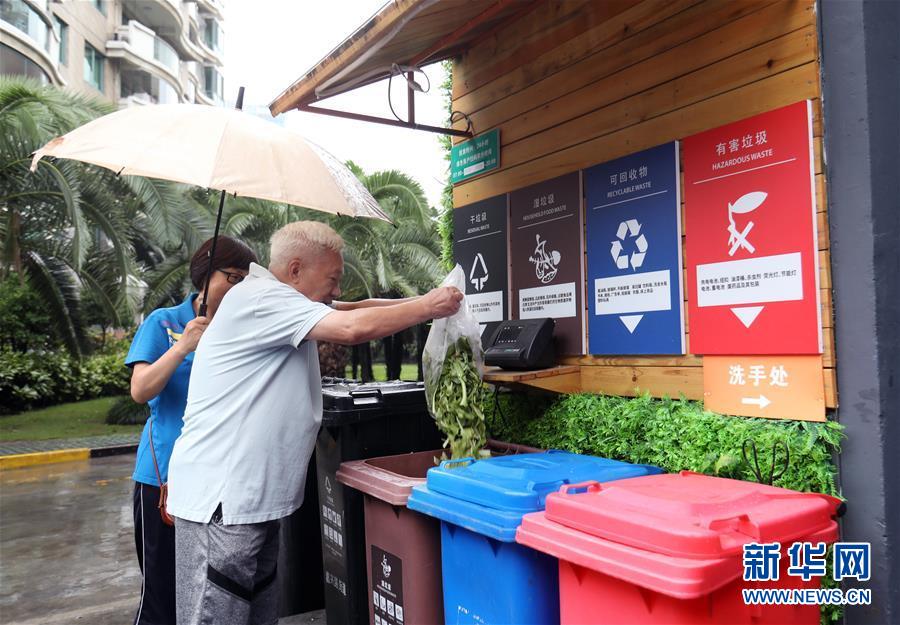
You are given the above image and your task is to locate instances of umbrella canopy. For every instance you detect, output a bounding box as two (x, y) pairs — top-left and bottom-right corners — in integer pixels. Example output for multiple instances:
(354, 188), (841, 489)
(30, 103), (391, 222)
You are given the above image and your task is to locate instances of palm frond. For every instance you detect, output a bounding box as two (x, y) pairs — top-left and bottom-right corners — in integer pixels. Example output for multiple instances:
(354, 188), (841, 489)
(22, 251), (84, 357)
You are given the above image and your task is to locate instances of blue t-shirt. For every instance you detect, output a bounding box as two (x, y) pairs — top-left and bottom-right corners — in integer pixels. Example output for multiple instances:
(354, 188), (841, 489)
(126, 293), (197, 485)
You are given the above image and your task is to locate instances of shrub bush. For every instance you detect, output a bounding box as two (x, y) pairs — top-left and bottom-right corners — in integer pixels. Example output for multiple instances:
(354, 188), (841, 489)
(106, 396), (150, 425)
(0, 348), (130, 414)
(0, 280), (57, 351)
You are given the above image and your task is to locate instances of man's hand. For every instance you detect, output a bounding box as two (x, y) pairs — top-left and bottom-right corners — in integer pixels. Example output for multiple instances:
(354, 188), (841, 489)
(421, 286), (463, 319)
(176, 316), (209, 355)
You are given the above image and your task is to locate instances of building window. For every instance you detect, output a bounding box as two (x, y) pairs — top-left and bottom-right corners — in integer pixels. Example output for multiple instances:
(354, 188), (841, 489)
(203, 65), (223, 102)
(55, 17), (67, 65)
(203, 18), (222, 54)
(83, 43), (104, 92)
(94, 0), (106, 16)
(1, 0), (51, 51)
(1, 43), (50, 83)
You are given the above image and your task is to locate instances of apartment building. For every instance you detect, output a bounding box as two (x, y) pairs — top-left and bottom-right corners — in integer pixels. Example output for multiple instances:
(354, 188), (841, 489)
(1, 0), (225, 106)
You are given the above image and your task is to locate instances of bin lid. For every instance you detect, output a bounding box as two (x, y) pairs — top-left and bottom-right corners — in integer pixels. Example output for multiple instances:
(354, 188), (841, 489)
(321, 379), (425, 419)
(542, 471), (843, 559)
(337, 449), (441, 506)
(407, 451), (661, 542)
(516, 510), (839, 599)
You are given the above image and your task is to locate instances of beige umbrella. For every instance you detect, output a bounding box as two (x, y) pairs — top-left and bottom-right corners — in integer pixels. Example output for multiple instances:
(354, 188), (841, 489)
(30, 88), (390, 313)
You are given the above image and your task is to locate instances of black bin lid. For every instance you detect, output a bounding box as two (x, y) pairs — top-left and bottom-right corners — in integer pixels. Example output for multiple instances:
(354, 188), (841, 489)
(321, 378), (426, 413)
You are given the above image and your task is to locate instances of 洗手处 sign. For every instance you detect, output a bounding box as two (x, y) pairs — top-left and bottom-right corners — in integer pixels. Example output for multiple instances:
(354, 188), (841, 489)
(703, 355), (825, 421)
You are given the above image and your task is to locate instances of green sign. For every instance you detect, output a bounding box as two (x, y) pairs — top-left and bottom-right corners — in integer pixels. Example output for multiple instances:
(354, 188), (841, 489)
(450, 129), (500, 184)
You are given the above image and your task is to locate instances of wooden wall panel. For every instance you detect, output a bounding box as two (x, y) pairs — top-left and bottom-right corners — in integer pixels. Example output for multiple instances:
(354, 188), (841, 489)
(450, 0), (836, 409)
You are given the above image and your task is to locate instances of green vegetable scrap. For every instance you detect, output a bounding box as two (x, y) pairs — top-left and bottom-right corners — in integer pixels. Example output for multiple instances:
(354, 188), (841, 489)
(426, 337), (488, 460)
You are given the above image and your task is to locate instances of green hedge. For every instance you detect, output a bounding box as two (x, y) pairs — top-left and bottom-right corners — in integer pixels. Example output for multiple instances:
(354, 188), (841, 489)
(486, 391), (842, 495)
(0, 349), (130, 414)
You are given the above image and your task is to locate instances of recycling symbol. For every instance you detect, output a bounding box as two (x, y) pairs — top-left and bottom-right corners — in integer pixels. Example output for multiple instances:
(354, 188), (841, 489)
(610, 219), (648, 271)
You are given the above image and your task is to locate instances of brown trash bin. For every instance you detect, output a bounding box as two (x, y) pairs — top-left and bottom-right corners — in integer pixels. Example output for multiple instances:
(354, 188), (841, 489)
(337, 440), (540, 625)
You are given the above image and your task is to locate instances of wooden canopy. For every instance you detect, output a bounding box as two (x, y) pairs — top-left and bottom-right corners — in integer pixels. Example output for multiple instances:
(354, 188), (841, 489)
(268, 0), (534, 115)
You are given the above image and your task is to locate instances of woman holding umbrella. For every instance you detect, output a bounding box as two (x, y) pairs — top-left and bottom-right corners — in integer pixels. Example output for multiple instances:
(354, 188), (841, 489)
(126, 235), (257, 625)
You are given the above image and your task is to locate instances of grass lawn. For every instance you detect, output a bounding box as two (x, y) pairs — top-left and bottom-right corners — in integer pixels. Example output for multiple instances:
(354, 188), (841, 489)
(0, 396), (143, 442)
(344, 363), (420, 381)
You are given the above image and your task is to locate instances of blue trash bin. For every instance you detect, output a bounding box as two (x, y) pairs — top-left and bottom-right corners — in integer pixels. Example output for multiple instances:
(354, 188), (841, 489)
(407, 450), (662, 625)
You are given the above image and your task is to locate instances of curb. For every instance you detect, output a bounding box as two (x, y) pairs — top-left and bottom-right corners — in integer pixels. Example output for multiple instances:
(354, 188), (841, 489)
(0, 443), (138, 471)
(90, 444), (139, 458)
(0, 448), (90, 470)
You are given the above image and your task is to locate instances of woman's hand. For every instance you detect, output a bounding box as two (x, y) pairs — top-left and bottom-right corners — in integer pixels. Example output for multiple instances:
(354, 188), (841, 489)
(174, 316), (209, 355)
(131, 316), (209, 403)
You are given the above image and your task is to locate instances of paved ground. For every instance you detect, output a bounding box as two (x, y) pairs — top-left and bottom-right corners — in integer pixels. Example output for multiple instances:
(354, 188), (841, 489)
(0, 433), (141, 456)
(0, 454), (325, 624)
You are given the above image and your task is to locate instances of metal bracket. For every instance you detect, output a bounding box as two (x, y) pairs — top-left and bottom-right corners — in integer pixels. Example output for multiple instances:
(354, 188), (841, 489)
(297, 103), (473, 138)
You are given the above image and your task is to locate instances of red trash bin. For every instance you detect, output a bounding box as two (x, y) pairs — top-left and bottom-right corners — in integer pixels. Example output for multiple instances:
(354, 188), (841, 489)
(516, 471), (842, 625)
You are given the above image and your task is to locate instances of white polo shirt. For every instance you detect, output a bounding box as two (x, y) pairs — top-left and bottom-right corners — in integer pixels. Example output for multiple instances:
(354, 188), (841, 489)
(167, 263), (334, 524)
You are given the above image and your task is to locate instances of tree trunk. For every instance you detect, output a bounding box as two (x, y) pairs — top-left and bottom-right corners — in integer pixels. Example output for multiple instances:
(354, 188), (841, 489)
(359, 342), (374, 382)
(383, 331), (405, 380)
(351, 344), (360, 379)
(416, 323), (427, 381)
(381, 335), (395, 379)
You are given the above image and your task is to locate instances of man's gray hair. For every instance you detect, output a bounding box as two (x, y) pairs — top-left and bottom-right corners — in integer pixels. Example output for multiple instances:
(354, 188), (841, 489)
(269, 221), (344, 269)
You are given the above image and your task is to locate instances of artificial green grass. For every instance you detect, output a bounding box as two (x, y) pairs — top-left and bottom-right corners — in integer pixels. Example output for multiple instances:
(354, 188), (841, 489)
(0, 396), (142, 441)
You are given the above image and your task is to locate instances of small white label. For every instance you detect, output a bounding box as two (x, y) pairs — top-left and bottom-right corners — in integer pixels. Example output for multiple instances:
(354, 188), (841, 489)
(465, 290), (504, 323)
(463, 161), (486, 176)
(696, 252), (803, 307)
(595, 269), (672, 316)
(519, 282), (577, 319)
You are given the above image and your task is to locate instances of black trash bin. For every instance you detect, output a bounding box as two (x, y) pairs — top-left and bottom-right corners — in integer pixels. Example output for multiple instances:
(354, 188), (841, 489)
(277, 454), (324, 617)
(316, 378), (441, 625)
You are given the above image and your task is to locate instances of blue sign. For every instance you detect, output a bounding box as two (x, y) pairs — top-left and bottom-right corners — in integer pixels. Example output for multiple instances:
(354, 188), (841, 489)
(585, 142), (684, 354)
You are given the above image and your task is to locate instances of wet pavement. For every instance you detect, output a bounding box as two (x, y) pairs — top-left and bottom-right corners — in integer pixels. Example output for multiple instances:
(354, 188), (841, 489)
(0, 454), (325, 624)
(0, 455), (141, 624)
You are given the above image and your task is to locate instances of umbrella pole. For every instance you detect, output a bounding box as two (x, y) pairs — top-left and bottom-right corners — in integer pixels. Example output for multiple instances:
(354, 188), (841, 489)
(199, 87), (246, 318)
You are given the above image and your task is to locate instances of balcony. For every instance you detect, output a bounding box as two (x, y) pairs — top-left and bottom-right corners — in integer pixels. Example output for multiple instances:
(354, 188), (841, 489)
(121, 0), (205, 63)
(107, 20), (184, 99)
(1, 0), (65, 85)
(196, 0), (223, 20)
(120, 68), (180, 106)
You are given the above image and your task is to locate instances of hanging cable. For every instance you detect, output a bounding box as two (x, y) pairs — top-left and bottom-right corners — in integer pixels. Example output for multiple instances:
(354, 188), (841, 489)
(449, 110), (475, 136)
(387, 63), (432, 123)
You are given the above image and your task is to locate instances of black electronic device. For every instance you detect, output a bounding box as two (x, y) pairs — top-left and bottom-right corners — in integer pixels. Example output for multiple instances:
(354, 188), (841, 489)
(483, 318), (556, 370)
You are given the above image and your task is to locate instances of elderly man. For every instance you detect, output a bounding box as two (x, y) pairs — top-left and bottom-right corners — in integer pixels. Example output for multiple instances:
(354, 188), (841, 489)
(166, 221), (461, 625)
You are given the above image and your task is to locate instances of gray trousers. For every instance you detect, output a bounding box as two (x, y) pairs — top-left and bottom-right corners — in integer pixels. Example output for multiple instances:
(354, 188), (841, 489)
(174, 508), (280, 625)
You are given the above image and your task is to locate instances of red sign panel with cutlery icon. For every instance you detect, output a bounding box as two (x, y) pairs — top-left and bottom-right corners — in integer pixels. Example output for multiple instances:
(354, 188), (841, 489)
(683, 101), (822, 354)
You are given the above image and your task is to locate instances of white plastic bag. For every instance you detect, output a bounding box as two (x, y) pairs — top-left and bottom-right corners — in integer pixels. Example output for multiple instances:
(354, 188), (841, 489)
(422, 264), (487, 458)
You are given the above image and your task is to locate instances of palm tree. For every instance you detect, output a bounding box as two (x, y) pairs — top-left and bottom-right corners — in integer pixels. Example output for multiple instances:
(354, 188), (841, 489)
(0, 76), (183, 355)
(337, 163), (443, 380)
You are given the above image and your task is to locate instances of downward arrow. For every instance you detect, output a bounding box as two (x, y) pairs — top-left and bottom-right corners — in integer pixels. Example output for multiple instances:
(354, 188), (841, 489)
(742, 395), (771, 409)
(731, 306), (764, 328)
(619, 315), (643, 333)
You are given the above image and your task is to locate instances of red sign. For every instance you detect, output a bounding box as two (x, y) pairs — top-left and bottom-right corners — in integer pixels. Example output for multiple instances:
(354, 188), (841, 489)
(683, 101), (822, 354)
